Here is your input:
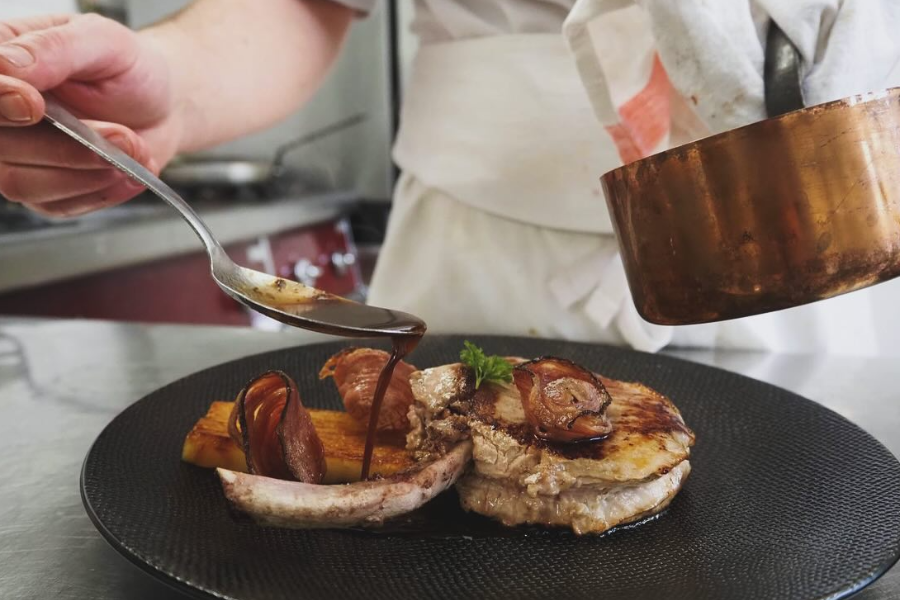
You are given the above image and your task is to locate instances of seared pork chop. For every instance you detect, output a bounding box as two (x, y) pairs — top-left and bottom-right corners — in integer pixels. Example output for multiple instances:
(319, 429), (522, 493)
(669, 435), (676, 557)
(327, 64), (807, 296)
(407, 360), (695, 534)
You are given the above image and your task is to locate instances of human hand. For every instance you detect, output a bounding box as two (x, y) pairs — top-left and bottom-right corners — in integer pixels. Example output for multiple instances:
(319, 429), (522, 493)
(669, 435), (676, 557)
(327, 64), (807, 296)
(0, 13), (184, 217)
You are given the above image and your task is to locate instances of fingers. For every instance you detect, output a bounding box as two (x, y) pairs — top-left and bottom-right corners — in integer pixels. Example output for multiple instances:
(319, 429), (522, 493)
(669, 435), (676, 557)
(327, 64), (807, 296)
(0, 118), (154, 217)
(0, 120), (149, 168)
(0, 15), (73, 44)
(0, 13), (161, 219)
(0, 14), (137, 90)
(26, 178), (144, 218)
(0, 123), (106, 167)
(0, 73), (42, 125)
(0, 17), (73, 126)
(0, 163), (125, 204)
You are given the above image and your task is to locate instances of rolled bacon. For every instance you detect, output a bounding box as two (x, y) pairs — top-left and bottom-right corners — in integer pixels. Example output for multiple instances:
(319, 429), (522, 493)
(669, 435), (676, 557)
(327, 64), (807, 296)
(513, 357), (613, 443)
(319, 348), (417, 432)
(228, 370), (326, 483)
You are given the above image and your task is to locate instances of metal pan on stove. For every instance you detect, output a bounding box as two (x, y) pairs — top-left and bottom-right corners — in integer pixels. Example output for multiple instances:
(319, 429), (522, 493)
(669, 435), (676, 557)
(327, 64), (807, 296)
(161, 113), (366, 193)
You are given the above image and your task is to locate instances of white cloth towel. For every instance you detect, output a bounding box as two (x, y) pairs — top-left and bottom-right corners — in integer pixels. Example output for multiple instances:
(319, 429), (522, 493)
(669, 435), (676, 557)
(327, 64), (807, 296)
(642, 0), (900, 133)
(567, 0), (900, 136)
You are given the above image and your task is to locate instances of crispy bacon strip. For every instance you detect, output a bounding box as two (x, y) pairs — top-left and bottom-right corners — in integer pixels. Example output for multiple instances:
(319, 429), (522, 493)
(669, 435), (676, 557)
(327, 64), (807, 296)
(228, 371), (326, 483)
(319, 348), (417, 432)
(513, 357), (613, 443)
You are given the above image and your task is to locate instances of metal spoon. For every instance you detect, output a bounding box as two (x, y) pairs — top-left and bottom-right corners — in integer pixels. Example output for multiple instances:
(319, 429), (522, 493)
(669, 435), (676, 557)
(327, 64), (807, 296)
(42, 97), (425, 338)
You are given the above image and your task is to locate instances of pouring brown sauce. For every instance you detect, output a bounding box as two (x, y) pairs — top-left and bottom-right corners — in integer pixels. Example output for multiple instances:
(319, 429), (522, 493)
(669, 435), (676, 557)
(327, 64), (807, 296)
(358, 334), (422, 479)
(248, 278), (426, 480)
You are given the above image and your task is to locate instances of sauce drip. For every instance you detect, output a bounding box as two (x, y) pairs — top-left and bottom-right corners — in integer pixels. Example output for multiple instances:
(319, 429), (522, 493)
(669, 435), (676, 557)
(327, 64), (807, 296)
(247, 277), (426, 481)
(360, 334), (421, 480)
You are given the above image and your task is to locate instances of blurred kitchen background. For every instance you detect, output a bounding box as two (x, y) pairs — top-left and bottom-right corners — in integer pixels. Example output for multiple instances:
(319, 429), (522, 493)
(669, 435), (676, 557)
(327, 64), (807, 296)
(0, 0), (419, 329)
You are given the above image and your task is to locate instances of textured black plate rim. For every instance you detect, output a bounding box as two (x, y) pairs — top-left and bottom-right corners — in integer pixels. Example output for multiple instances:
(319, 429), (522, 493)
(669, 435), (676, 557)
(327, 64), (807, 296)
(79, 337), (900, 600)
(80, 448), (230, 600)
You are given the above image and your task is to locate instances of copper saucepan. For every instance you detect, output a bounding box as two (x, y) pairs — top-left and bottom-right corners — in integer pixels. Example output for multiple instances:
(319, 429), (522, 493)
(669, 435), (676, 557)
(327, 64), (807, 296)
(601, 25), (900, 326)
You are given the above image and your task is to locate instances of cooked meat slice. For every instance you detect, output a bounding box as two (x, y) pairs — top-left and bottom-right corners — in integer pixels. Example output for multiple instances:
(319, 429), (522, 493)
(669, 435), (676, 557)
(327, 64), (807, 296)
(415, 368), (694, 485)
(217, 441), (472, 529)
(457, 460), (691, 535)
(406, 359), (526, 422)
(406, 358), (695, 534)
(489, 375), (692, 483)
(409, 363), (473, 415)
(406, 363), (474, 460)
(513, 357), (613, 442)
(319, 348), (417, 432)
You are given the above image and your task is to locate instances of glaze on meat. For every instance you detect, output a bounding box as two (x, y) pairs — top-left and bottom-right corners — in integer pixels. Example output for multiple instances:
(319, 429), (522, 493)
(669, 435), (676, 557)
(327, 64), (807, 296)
(513, 357), (613, 442)
(319, 348), (417, 432)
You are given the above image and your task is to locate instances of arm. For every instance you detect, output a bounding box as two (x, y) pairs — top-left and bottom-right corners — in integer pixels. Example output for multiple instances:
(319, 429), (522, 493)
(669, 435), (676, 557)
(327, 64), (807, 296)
(146, 0), (354, 153)
(0, 0), (354, 217)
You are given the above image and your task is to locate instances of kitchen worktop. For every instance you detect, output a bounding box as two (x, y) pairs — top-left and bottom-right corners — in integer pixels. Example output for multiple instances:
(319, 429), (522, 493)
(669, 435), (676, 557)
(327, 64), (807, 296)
(0, 317), (897, 599)
(0, 190), (357, 294)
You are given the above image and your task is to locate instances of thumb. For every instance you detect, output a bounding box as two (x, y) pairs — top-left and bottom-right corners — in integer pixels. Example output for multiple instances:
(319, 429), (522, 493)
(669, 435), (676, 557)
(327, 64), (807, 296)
(0, 13), (139, 91)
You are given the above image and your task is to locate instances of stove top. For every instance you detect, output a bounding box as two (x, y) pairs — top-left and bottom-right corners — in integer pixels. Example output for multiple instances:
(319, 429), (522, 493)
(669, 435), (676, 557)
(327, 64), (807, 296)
(0, 187), (359, 250)
(0, 207), (76, 235)
(0, 175), (332, 237)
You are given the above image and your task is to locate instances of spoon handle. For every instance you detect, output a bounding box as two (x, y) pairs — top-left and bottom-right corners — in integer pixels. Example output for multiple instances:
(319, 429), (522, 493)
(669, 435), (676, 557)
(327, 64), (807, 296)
(42, 96), (225, 258)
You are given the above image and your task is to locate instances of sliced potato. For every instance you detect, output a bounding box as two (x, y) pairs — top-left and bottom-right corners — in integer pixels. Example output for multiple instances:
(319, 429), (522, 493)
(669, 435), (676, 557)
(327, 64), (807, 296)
(182, 401), (415, 484)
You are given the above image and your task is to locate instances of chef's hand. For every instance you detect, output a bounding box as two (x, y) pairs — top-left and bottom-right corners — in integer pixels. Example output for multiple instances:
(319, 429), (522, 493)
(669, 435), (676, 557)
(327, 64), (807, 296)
(0, 1), (352, 218)
(0, 14), (182, 217)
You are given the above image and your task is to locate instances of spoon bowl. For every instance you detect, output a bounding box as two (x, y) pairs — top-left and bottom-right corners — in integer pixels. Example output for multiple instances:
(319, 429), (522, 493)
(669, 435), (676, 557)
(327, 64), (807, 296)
(215, 255), (425, 337)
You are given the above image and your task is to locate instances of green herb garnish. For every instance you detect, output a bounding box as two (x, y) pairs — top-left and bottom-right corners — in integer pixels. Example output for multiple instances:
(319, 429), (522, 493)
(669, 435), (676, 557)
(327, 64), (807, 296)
(460, 341), (513, 389)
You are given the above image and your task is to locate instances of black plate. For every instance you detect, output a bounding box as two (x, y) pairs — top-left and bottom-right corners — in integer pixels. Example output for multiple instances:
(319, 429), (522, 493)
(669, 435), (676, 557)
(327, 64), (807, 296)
(81, 335), (900, 600)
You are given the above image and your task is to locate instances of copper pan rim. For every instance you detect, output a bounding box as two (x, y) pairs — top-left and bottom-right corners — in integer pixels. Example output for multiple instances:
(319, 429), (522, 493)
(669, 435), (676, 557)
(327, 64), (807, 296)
(605, 88), (900, 179)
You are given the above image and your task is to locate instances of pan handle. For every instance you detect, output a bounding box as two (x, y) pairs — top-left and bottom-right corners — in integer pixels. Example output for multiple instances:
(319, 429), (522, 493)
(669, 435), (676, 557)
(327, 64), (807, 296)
(764, 21), (805, 117)
(270, 113), (367, 177)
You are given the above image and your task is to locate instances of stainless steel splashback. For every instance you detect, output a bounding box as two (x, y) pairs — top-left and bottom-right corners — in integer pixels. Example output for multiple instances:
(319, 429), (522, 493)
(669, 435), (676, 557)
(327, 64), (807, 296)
(125, 0), (395, 202)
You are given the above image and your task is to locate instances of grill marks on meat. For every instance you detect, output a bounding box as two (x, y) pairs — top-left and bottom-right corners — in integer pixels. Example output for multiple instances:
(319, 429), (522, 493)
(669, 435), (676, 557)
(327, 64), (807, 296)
(228, 371), (326, 484)
(319, 348), (417, 432)
(513, 357), (613, 442)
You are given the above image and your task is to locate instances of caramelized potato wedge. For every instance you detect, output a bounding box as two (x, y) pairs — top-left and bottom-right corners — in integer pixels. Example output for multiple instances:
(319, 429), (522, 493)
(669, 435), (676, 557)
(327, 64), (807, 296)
(182, 401), (414, 484)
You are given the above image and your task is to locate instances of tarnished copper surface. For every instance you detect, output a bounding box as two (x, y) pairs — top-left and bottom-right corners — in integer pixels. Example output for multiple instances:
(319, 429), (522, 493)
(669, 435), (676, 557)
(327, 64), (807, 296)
(602, 88), (900, 325)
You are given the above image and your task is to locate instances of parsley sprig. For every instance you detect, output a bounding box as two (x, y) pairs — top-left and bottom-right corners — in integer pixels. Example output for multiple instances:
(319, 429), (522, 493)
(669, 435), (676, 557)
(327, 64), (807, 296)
(460, 341), (513, 389)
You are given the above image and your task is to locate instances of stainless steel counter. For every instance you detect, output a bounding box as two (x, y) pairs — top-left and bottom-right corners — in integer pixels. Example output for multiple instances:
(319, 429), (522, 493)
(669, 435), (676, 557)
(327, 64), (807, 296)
(0, 318), (897, 599)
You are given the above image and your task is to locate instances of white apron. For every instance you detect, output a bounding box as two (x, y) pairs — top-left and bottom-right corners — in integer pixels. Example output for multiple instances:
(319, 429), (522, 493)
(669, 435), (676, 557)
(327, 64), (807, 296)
(368, 32), (674, 351)
(367, 1), (900, 356)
